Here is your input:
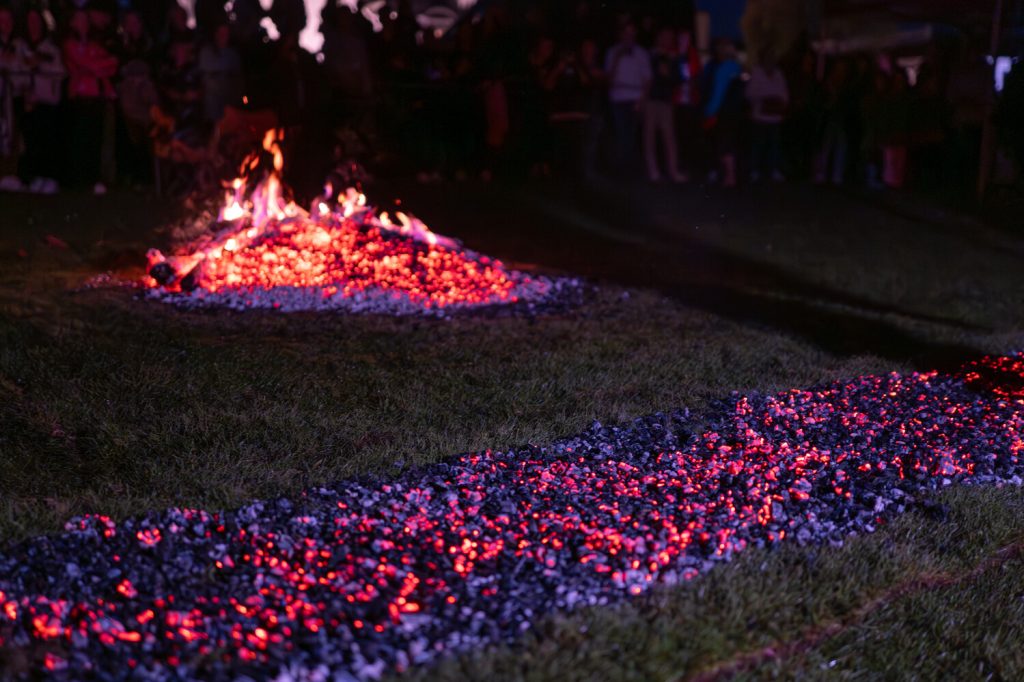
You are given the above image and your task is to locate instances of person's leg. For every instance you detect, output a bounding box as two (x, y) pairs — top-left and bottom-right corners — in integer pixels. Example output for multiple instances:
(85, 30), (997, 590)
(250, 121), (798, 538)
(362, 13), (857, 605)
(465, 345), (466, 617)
(643, 101), (660, 180)
(814, 125), (833, 184)
(17, 107), (39, 182)
(750, 122), (765, 180)
(660, 103), (683, 180)
(609, 102), (628, 171)
(582, 109), (604, 179)
(893, 145), (907, 188)
(623, 102), (641, 175)
(831, 130), (848, 185)
(768, 123), (783, 179)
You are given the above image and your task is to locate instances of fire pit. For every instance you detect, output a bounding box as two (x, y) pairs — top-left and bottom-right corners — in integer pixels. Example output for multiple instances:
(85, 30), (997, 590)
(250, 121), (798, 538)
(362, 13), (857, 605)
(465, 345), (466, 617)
(145, 131), (576, 316)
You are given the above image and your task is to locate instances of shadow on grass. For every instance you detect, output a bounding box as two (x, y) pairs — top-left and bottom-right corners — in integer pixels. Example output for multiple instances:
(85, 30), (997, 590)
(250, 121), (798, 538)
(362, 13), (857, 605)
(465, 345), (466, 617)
(394, 179), (986, 371)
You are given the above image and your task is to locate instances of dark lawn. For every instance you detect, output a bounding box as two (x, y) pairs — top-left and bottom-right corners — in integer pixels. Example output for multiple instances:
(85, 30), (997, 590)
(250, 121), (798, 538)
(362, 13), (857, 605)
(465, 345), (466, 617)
(1, 180), (1023, 678)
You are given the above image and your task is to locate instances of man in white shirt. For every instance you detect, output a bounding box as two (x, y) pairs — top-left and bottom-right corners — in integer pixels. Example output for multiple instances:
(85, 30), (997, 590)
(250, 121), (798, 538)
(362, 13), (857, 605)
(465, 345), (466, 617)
(605, 23), (651, 174)
(746, 55), (789, 182)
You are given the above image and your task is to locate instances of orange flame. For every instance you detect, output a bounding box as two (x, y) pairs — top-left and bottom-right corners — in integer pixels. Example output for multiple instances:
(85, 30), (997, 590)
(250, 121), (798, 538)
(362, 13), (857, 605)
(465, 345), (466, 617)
(145, 130), (536, 310)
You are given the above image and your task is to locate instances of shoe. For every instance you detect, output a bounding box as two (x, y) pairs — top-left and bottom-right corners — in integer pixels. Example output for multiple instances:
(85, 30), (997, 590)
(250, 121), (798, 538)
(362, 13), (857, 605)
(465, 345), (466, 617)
(93, 182), (107, 195)
(0, 175), (24, 192)
(771, 170), (785, 183)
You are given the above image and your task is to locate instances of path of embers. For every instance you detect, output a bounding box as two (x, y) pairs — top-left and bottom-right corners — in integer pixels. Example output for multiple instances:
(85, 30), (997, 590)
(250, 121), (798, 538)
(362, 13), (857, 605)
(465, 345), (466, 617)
(2, 356), (1024, 680)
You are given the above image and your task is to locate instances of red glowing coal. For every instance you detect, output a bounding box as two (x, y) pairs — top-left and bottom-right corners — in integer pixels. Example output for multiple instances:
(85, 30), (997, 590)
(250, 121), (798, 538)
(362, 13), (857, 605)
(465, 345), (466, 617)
(145, 130), (551, 313)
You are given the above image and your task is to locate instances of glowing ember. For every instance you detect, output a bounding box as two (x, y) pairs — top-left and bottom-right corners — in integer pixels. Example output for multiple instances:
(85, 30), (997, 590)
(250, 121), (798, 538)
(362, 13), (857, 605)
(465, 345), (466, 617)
(1, 355), (1023, 679)
(145, 130), (565, 314)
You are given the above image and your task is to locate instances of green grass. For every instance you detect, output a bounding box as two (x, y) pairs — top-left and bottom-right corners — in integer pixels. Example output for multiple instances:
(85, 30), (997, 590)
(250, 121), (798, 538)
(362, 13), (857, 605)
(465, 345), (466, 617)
(2, 184), (1024, 679)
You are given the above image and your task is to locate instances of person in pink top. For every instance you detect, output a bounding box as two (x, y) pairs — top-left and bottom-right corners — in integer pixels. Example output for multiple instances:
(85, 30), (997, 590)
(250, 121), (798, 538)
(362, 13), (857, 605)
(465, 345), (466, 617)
(63, 9), (118, 194)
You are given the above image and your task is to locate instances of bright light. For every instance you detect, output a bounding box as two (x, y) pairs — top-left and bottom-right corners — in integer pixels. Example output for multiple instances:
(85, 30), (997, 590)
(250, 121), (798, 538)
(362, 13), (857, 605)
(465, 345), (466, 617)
(259, 15), (279, 41)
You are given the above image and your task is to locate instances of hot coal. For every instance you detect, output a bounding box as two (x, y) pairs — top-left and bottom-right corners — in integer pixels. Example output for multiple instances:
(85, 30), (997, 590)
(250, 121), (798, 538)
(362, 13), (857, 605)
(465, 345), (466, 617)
(143, 131), (580, 317)
(1, 355), (1023, 680)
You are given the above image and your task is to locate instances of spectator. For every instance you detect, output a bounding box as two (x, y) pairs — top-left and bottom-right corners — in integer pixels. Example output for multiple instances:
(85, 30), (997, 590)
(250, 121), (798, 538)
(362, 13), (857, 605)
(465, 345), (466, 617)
(116, 12), (159, 186)
(0, 6), (27, 190)
(157, 38), (203, 146)
(672, 29), (702, 172)
(19, 9), (65, 193)
(701, 37), (742, 187)
(198, 23), (242, 124)
(118, 9), (154, 63)
(860, 67), (889, 188)
(195, 0), (228, 41)
(604, 22), (650, 175)
(64, 8), (118, 194)
(746, 53), (789, 182)
(643, 27), (685, 183)
(322, 6), (372, 127)
(878, 69), (911, 189)
(577, 37), (606, 179)
(162, 5), (194, 48)
(909, 64), (947, 190)
(814, 60), (854, 185)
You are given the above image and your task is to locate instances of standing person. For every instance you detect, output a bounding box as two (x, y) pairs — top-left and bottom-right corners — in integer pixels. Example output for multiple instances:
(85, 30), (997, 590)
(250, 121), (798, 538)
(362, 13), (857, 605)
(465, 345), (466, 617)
(198, 23), (242, 125)
(0, 6), (28, 190)
(115, 10), (158, 187)
(701, 37), (742, 187)
(746, 53), (789, 182)
(673, 29), (703, 176)
(19, 9), (64, 193)
(64, 9), (118, 194)
(879, 70), (911, 189)
(814, 60), (854, 185)
(643, 27), (686, 183)
(604, 22), (650, 176)
(577, 37), (606, 179)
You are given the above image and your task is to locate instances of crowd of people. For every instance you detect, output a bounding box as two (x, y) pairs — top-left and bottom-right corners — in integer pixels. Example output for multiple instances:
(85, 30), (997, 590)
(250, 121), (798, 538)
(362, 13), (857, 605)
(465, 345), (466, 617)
(0, 0), (1001, 198)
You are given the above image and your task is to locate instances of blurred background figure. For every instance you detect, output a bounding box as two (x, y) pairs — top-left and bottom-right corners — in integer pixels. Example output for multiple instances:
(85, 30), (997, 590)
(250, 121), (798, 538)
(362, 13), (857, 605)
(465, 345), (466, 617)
(814, 60), (854, 186)
(63, 8), (118, 194)
(198, 22), (242, 125)
(604, 22), (649, 177)
(746, 52), (789, 182)
(701, 37), (742, 187)
(19, 8), (64, 193)
(644, 27), (686, 183)
(0, 6), (27, 190)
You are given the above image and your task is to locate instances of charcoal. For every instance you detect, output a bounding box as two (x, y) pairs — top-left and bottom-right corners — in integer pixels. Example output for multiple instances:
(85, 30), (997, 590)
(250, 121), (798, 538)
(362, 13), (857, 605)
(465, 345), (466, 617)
(147, 262), (176, 286)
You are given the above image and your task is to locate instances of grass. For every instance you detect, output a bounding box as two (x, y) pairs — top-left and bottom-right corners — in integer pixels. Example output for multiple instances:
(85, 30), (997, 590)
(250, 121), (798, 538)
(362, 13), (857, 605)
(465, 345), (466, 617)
(2, 182), (1024, 678)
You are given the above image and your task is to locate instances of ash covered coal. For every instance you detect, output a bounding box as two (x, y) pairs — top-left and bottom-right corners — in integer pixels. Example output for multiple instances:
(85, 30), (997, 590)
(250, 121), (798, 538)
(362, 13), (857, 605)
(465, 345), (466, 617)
(2, 355), (1024, 680)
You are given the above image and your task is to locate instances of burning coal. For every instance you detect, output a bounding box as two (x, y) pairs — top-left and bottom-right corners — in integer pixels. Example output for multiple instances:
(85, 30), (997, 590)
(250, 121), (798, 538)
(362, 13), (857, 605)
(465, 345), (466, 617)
(2, 355), (1024, 679)
(145, 131), (565, 315)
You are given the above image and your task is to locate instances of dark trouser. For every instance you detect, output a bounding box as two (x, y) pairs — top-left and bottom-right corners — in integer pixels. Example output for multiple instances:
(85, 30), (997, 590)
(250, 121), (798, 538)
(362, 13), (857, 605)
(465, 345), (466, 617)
(609, 100), (640, 174)
(69, 98), (104, 187)
(19, 103), (62, 181)
(116, 113), (153, 184)
(751, 121), (782, 175)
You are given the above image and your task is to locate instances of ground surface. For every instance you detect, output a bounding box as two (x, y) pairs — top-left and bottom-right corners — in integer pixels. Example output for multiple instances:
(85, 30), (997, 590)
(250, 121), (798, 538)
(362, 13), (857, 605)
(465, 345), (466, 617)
(2, 179), (1024, 678)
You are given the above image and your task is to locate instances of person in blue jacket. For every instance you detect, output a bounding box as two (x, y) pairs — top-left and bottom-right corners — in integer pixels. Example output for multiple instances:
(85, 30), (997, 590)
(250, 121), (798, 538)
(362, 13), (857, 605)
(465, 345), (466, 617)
(701, 38), (743, 187)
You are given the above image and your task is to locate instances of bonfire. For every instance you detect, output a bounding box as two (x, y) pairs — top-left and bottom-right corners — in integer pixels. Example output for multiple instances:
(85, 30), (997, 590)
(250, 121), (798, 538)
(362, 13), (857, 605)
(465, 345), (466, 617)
(145, 131), (564, 315)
